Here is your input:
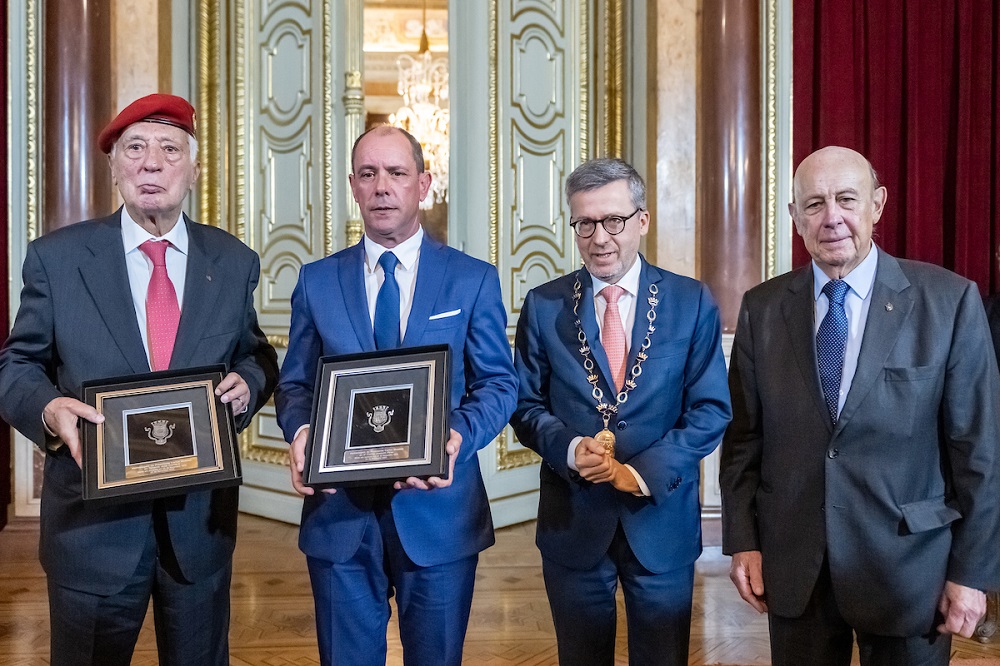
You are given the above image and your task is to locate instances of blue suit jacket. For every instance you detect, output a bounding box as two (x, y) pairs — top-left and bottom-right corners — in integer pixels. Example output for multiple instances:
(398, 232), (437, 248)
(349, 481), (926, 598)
(0, 210), (278, 595)
(275, 234), (518, 567)
(511, 258), (732, 573)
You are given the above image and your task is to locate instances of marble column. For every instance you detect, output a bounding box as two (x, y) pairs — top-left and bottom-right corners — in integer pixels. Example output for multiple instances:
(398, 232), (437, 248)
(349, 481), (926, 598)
(698, 0), (762, 333)
(43, 0), (114, 232)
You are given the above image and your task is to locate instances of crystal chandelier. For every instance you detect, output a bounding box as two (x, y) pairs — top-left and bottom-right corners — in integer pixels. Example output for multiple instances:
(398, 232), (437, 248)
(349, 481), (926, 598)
(389, 2), (449, 209)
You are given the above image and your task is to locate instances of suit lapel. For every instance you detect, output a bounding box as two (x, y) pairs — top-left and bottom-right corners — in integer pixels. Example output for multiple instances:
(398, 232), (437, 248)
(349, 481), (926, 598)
(577, 270), (616, 393)
(402, 235), (449, 346)
(780, 267), (832, 431)
(170, 217), (223, 369)
(78, 211), (150, 373)
(835, 252), (913, 433)
(340, 240), (376, 351)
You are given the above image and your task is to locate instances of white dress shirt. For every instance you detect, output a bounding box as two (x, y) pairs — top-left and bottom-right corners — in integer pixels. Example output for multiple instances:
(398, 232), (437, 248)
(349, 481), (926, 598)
(567, 258), (650, 496)
(121, 208), (189, 366)
(363, 227), (423, 340)
(811, 244), (878, 419)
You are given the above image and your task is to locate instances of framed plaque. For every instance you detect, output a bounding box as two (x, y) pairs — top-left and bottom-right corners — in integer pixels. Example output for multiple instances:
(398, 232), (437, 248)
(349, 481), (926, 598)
(81, 365), (241, 502)
(304, 345), (451, 487)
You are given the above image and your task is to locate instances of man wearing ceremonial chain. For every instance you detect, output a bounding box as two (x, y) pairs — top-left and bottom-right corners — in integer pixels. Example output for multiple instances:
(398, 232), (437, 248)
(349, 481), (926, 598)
(511, 157), (732, 665)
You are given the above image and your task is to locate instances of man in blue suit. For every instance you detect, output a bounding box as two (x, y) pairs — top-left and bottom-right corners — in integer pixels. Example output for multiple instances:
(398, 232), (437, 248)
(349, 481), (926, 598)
(511, 158), (732, 665)
(275, 125), (517, 666)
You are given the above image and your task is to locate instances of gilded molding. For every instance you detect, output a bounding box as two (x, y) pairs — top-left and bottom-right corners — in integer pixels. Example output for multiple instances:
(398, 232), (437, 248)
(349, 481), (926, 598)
(234, 0), (247, 242)
(488, 0), (499, 267)
(344, 0), (365, 251)
(496, 429), (540, 471)
(763, 0), (778, 280)
(196, 1), (222, 230)
(344, 66), (365, 247)
(25, 0), (39, 242)
(603, 0), (624, 157)
(324, 4), (335, 257)
(266, 334), (290, 349)
(240, 428), (288, 465)
(579, 0), (590, 163)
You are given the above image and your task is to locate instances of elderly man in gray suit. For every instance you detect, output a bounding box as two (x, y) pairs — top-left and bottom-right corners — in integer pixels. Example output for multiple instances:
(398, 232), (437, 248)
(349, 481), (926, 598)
(721, 146), (1000, 666)
(0, 94), (278, 666)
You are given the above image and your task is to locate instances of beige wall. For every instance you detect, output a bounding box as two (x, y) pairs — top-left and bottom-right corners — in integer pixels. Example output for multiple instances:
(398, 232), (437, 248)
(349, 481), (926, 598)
(651, 0), (698, 279)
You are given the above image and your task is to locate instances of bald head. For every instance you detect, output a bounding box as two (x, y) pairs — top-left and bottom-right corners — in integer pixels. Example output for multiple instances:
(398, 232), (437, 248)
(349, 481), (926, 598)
(792, 146), (879, 204)
(789, 146), (887, 280)
(351, 125), (425, 175)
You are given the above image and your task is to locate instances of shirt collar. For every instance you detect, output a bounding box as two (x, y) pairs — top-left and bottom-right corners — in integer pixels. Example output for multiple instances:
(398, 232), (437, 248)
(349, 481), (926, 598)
(590, 254), (643, 299)
(120, 207), (189, 255)
(812, 243), (879, 302)
(364, 226), (424, 272)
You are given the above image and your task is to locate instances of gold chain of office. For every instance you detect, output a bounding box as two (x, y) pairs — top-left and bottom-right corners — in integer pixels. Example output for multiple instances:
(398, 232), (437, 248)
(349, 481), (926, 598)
(571, 271), (659, 432)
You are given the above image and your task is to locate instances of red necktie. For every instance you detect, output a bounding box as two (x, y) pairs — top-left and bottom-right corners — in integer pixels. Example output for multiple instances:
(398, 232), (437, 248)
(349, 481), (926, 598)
(139, 240), (181, 371)
(600, 285), (628, 391)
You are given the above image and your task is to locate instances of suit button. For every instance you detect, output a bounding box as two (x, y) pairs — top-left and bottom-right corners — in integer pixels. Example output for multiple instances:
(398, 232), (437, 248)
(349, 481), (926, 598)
(616, 420), (627, 430)
(827, 448), (839, 459)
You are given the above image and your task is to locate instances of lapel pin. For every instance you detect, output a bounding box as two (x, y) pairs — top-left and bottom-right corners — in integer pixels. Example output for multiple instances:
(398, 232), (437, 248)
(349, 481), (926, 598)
(885, 302), (893, 311)
(207, 275), (213, 282)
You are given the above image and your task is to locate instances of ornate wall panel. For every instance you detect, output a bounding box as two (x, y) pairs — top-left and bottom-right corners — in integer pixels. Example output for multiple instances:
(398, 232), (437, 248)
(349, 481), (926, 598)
(197, 0), (340, 522)
(494, 0), (586, 333)
(486, 0), (589, 486)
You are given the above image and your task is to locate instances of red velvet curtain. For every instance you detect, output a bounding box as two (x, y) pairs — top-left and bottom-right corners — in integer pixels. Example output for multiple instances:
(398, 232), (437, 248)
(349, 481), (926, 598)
(793, 0), (1000, 295)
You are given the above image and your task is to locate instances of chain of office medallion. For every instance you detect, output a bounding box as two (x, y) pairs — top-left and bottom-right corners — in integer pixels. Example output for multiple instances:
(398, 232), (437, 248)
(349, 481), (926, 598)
(571, 272), (659, 428)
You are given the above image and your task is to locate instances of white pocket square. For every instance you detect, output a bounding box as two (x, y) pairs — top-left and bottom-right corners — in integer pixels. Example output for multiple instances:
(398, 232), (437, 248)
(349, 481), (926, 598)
(428, 308), (462, 321)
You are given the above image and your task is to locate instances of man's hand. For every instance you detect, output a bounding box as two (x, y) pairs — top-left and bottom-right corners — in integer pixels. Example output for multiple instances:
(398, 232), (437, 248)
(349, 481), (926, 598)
(42, 397), (105, 468)
(216, 371), (250, 415)
(395, 429), (461, 491)
(575, 437), (609, 478)
(574, 437), (639, 493)
(937, 580), (986, 637)
(288, 426), (336, 497)
(730, 550), (768, 613)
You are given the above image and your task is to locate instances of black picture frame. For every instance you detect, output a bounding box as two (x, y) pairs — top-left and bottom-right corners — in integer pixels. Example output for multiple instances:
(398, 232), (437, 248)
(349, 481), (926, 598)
(81, 365), (241, 502)
(304, 345), (450, 487)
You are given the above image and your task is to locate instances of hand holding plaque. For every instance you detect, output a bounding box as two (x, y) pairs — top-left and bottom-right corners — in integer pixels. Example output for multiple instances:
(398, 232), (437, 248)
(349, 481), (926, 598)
(303, 346), (451, 487)
(81, 365), (241, 502)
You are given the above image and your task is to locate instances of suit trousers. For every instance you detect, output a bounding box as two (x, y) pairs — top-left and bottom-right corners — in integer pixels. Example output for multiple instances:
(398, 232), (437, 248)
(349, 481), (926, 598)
(541, 523), (695, 666)
(306, 489), (478, 666)
(768, 558), (951, 666)
(47, 502), (231, 666)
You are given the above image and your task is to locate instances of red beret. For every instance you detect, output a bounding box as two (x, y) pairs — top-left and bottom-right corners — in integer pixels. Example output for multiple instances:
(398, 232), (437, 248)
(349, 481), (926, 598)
(98, 93), (197, 154)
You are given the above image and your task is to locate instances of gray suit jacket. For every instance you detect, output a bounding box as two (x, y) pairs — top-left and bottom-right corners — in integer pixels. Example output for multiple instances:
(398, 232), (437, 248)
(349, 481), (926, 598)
(721, 249), (1000, 636)
(0, 210), (278, 595)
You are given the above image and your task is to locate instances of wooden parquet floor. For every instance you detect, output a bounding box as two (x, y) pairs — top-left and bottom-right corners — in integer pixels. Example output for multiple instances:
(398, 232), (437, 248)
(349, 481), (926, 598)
(2, 515), (1000, 665)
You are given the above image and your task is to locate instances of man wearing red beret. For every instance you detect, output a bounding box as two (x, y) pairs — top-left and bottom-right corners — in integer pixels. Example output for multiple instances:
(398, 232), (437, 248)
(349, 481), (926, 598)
(0, 93), (278, 665)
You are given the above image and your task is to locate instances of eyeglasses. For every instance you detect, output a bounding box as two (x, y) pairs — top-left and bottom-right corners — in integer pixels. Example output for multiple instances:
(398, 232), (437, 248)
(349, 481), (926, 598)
(570, 208), (643, 238)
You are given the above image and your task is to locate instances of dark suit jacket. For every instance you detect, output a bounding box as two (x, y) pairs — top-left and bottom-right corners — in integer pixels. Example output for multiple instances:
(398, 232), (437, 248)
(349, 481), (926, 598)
(721, 250), (1000, 636)
(0, 210), (278, 595)
(275, 234), (518, 567)
(510, 258), (732, 573)
(984, 294), (1000, 363)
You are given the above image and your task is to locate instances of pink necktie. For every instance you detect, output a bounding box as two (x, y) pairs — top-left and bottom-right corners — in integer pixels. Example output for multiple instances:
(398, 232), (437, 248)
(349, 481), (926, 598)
(600, 285), (628, 391)
(139, 240), (181, 371)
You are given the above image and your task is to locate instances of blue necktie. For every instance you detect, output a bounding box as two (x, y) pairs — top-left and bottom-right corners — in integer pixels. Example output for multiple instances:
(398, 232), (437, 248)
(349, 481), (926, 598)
(817, 279), (849, 424)
(374, 251), (401, 349)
